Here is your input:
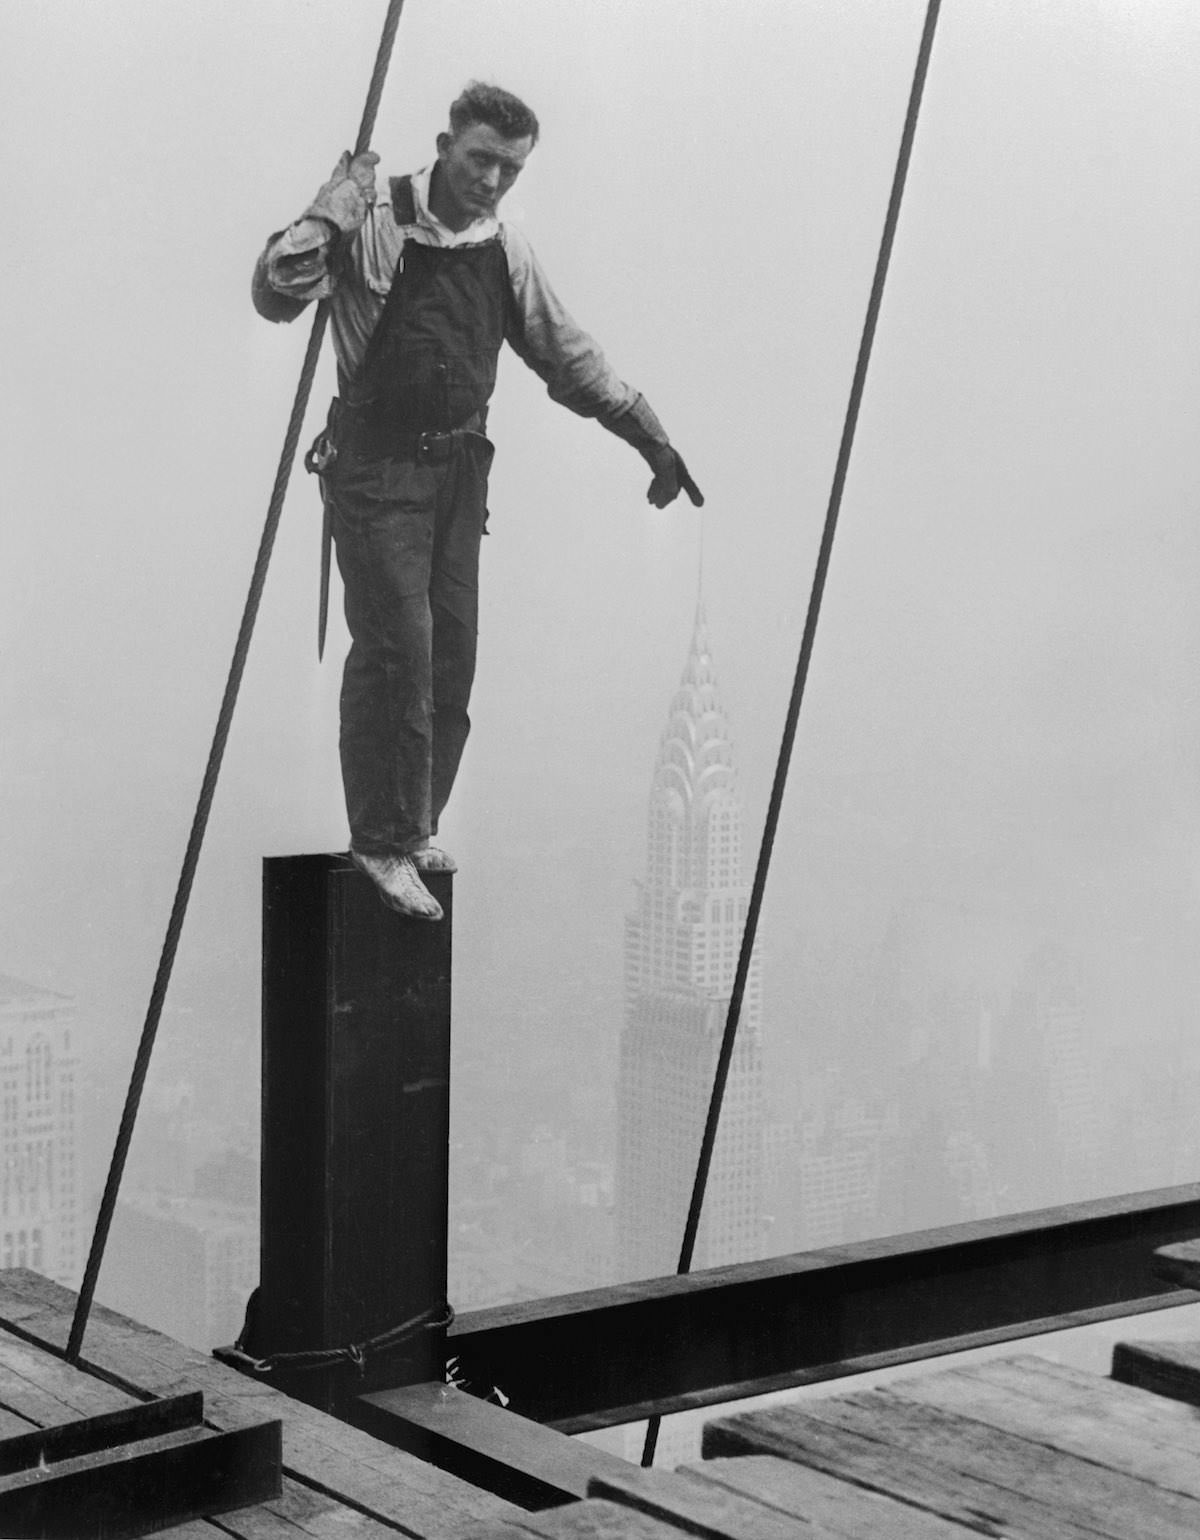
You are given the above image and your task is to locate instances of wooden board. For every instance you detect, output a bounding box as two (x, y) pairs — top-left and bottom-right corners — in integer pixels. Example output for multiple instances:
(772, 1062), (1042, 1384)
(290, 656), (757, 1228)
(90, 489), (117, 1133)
(357, 1381), (636, 1506)
(800, 1389), (1200, 1537)
(465, 1453), (986, 1537)
(703, 1369), (1200, 1540)
(884, 1354), (1200, 1499)
(974, 1353), (1200, 1440)
(0, 1269), (520, 1537)
(587, 1462), (821, 1538)
(704, 1404), (1090, 1539)
(1113, 1338), (1200, 1409)
(456, 1497), (690, 1539)
(663, 1457), (980, 1538)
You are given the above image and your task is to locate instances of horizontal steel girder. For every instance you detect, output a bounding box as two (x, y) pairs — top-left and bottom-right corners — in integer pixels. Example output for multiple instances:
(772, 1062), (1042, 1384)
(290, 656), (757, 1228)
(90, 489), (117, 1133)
(448, 1185), (1200, 1430)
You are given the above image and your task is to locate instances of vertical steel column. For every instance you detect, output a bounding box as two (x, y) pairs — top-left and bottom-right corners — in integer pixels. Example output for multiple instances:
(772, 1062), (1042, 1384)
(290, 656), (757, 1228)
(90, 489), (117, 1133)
(239, 853), (452, 1414)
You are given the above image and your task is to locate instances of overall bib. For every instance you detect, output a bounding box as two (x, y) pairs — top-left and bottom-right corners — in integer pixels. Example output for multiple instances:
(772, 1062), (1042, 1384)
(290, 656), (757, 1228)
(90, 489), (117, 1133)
(328, 177), (509, 856)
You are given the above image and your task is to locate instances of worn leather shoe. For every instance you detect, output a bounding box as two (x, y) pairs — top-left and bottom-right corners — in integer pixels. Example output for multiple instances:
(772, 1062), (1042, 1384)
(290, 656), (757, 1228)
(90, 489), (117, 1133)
(350, 850), (443, 921)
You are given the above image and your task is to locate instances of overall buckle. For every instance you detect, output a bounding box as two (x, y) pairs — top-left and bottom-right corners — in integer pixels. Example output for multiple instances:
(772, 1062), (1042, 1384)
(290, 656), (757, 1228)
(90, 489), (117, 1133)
(417, 430), (454, 465)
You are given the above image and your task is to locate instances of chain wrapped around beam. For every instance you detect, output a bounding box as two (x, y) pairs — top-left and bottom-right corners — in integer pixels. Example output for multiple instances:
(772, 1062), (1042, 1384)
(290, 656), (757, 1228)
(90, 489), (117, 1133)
(227, 1300), (455, 1378)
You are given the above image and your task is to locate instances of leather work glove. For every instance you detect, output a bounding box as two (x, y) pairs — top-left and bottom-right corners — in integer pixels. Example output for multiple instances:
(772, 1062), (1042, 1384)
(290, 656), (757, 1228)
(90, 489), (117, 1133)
(645, 445), (705, 509)
(307, 150), (380, 234)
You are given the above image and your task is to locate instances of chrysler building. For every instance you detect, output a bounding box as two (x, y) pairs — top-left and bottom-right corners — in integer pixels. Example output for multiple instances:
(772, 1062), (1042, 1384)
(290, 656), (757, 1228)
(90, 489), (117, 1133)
(616, 606), (765, 1281)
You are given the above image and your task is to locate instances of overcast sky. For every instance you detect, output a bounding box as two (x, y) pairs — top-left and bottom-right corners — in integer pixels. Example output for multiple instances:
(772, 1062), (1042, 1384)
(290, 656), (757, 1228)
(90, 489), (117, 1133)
(4, 0), (1200, 1256)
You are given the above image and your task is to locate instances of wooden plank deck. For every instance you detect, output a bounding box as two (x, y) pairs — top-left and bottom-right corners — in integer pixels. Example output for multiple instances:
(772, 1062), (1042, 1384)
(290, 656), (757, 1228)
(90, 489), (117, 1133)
(702, 1362), (1200, 1537)
(6, 1265), (1200, 1537)
(470, 1351), (1200, 1538)
(0, 1268), (522, 1537)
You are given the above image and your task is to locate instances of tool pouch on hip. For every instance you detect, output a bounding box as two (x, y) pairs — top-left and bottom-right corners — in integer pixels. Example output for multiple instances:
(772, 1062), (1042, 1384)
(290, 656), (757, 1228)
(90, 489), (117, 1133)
(304, 397), (343, 475)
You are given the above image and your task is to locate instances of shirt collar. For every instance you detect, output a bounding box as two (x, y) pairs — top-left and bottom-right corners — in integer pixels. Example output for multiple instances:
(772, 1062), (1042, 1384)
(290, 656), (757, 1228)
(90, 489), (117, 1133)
(410, 163), (500, 244)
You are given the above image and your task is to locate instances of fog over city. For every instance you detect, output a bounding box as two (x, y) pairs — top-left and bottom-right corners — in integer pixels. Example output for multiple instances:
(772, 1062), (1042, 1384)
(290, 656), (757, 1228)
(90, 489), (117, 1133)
(3, 0), (1200, 1353)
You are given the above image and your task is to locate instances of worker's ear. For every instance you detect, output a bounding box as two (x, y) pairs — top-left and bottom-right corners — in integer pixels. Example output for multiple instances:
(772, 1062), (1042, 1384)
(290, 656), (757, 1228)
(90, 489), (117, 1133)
(436, 131), (452, 159)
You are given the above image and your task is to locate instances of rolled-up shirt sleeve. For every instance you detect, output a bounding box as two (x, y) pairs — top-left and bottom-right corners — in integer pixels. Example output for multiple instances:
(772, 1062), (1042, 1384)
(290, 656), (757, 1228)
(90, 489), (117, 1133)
(502, 226), (669, 454)
(252, 217), (341, 322)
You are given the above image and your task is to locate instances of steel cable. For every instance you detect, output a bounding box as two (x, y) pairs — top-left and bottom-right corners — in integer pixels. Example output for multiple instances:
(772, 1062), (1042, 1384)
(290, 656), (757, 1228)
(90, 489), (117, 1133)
(641, 0), (944, 1465)
(67, 0), (409, 1363)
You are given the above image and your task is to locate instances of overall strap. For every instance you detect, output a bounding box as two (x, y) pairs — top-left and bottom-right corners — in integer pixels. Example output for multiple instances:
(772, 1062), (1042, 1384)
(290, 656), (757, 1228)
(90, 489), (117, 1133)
(389, 174), (418, 226)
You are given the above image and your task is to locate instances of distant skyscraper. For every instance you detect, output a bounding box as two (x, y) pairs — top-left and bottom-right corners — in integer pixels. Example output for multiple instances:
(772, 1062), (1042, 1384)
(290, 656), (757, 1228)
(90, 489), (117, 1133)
(795, 1094), (886, 1250)
(993, 942), (1104, 1207)
(616, 606), (764, 1280)
(0, 976), (80, 1285)
(103, 1194), (257, 1350)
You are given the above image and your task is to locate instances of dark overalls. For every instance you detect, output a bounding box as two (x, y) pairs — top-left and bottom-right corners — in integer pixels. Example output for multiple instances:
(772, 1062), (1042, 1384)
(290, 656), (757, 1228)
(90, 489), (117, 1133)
(324, 177), (508, 857)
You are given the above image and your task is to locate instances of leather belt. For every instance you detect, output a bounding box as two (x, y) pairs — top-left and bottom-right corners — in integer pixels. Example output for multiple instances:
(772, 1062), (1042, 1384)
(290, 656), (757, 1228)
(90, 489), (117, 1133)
(335, 398), (485, 464)
(391, 425), (479, 465)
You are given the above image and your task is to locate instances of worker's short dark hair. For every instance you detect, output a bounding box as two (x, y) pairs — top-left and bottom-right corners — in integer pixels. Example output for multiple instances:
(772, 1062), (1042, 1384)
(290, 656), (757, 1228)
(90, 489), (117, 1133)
(449, 81), (540, 145)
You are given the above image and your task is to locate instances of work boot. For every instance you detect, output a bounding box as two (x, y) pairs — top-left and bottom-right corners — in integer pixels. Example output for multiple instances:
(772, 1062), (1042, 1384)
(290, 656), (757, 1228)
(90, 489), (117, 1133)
(350, 850), (443, 921)
(411, 841), (458, 874)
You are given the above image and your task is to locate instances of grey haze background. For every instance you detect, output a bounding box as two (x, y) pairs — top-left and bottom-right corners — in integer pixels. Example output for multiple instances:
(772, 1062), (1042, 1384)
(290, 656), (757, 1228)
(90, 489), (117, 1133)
(3, 0), (1200, 1315)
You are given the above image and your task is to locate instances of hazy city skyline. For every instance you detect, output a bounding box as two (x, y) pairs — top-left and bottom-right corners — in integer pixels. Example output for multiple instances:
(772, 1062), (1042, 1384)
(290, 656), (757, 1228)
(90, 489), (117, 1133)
(64, 599), (1200, 1347)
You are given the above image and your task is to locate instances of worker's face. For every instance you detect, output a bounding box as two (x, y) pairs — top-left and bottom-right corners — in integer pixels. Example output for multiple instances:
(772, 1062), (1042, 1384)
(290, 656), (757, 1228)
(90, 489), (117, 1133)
(435, 122), (533, 226)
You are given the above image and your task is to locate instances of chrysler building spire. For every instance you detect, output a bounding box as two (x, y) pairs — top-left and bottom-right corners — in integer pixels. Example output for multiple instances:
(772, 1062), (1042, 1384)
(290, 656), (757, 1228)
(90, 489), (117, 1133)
(634, 604), (748, 999)
(616, 609), (765, 1281)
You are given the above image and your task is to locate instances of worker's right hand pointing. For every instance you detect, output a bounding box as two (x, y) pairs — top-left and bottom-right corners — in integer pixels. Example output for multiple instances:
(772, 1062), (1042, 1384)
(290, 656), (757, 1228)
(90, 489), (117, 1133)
(646, 446), (704, 509)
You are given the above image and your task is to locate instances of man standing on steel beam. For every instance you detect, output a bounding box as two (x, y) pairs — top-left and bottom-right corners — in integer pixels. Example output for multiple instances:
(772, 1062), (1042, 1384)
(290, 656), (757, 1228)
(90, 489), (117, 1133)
(254, 82), (701, 920)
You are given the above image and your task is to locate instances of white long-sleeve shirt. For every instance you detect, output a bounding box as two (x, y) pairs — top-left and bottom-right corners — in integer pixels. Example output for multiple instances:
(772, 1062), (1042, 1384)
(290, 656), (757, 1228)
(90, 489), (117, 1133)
(253, 163), (668, 451)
